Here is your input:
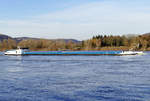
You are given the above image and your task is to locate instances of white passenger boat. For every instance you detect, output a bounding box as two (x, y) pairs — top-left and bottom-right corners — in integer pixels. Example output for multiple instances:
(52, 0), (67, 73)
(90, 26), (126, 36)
(4, 47), (29, 55)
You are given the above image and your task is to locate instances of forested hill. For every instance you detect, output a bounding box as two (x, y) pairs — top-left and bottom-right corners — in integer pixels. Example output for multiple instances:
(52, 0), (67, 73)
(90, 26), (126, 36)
(0, 34), (81, 51)
(0, 33), (150, 51)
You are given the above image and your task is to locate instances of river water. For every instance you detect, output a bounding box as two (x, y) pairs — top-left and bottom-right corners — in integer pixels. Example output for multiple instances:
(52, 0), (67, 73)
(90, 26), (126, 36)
(0, 53), (150, 101)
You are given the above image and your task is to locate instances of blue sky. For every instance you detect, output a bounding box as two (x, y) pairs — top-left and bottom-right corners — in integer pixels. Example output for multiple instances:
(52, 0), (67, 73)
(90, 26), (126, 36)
(0, 0), (90, 19)
(0, 0), (150, 40)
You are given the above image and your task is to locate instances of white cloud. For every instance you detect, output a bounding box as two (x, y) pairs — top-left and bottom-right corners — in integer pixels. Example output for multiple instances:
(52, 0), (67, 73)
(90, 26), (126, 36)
(0, 0), (150, 40)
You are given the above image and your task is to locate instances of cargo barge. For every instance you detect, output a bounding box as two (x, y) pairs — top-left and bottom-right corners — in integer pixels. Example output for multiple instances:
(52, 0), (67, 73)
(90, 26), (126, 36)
(4, 47), (144, 56)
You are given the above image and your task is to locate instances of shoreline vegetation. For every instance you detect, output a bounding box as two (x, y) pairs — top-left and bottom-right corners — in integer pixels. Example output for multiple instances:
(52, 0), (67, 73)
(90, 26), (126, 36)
(0, 33), (150, 51)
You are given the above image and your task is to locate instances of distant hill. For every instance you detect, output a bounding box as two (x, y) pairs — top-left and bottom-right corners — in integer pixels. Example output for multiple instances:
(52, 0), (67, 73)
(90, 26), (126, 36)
(15, 37), (81, 43)
(53, 39), (81, 43)
(14, 37), (40, 43)
(0, 34), (12, 41)
(4, 35), (81, 43)
(142, 32), (150, 36)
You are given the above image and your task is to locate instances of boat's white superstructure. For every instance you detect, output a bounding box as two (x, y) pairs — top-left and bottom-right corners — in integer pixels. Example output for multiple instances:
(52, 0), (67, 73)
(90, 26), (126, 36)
(119, 51), (144, 55)
(4, 47), (29, 55)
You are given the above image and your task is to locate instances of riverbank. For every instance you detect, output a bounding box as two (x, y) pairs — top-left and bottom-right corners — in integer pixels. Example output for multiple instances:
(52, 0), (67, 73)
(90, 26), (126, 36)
(1, 33), (150, 51)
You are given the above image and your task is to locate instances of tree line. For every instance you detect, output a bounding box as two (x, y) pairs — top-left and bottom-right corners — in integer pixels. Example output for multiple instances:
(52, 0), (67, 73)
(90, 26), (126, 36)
(0, 34), (150, 51)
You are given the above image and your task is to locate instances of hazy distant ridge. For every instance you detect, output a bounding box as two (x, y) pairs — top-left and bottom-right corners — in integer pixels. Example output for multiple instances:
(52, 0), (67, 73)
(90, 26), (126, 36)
(0, 34), (81, 43)
(0, 34), (12, 41)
